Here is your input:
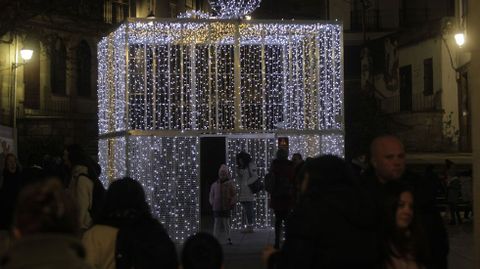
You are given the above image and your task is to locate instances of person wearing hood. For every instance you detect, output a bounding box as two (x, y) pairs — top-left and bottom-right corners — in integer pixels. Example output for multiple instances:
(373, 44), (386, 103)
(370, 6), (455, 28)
(263, 155), (379, 269)
(210, 164), (236, 245)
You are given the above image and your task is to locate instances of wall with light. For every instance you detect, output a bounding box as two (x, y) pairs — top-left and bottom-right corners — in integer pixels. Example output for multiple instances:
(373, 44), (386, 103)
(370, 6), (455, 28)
(98, 18), (344, 241)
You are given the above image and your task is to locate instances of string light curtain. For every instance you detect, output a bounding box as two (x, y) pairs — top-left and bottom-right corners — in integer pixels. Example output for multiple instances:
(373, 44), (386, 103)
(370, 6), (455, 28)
(98, 18), (344, 241)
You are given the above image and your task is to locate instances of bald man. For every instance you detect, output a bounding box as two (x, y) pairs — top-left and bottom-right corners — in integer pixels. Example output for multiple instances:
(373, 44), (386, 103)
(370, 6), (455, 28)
(370, 135), (406, 183)
(365, 135), (449, 269)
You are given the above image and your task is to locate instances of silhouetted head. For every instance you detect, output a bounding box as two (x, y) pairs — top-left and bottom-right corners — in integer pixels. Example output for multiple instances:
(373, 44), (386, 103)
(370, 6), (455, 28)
(97, 177), (151, 224)
(182, 232), (223, 269)
(276, 149), (288, 160)
(236, 151), (251, 168)
(298, 155), (355, 196)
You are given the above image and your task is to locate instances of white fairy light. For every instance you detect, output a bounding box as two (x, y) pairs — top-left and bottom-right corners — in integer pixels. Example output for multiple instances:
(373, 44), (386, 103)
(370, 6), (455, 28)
(209, 0), (261, 19)
(97, 18), (344, 242)
(177, 10), (211, 19)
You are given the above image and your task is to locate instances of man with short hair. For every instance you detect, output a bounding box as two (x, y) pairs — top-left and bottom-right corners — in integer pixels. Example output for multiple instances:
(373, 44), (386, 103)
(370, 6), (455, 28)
(182, 232), (223, 269)
(365, 135), (449, 269)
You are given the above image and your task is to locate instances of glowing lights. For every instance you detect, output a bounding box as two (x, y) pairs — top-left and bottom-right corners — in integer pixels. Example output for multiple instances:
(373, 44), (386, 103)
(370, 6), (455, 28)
(209, 0), (261, 19)
(97, 18), (344, 241)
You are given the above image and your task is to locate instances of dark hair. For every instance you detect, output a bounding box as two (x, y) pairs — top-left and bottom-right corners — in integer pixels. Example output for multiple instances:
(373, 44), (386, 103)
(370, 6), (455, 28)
(3, 153), (19, 175)
(96, 177), (152, 227)
(14, 178), (79, 236)
(298, 155), (356, 197)
(181, 232), (223, 269)
(381, 181), (429, 267)
(66, 144), (99, 178)
(236, 151), (252, 168)
(276, 149), (288, 160)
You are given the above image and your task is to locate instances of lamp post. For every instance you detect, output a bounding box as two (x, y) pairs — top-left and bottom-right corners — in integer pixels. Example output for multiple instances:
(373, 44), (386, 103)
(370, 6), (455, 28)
(10, 42), (34, 153)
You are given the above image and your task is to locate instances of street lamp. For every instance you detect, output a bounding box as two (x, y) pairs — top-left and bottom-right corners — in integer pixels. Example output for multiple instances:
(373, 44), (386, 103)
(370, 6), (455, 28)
(19, 48), (33, 61)
(455, 32), (466, 47)
(12, 47), (34, 69)
(10, 44), (34, 153)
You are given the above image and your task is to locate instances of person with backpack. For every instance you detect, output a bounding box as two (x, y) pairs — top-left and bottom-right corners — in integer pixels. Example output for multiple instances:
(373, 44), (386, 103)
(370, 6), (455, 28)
(64, 144), (105, 231)
(265, 149), (295, 249)
(82, 177), (178, 269)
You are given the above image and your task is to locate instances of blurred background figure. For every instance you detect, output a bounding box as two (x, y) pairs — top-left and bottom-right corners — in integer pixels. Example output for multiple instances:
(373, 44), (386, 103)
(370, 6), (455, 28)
(1, 177), (92, 269)
(0, 153), (22, 232)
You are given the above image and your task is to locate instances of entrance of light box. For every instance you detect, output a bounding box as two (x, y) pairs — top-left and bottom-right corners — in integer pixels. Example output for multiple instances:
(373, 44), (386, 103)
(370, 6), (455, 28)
(200, 137), (227, 232)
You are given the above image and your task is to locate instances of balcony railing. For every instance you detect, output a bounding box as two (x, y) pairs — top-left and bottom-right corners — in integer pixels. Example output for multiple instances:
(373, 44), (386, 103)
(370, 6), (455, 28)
(399, 8), (454, 27)
(379, 92), (440, 114)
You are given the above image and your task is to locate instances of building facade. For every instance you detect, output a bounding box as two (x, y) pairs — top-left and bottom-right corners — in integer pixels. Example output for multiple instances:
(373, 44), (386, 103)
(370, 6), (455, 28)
(0, 0), (208, 161)
(329, 0), (470, 154)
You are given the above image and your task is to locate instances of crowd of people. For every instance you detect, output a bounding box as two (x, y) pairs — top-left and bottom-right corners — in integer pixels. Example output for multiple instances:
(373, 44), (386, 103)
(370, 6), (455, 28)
(0, 135), (457, 268)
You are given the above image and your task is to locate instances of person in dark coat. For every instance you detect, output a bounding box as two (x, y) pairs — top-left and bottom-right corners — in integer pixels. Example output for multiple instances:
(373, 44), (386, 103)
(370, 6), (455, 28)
(263, 155), (379, 269)
(267, 149), (295, 249)
(0, 153), (22, 230)
(364, 135), (448, 269)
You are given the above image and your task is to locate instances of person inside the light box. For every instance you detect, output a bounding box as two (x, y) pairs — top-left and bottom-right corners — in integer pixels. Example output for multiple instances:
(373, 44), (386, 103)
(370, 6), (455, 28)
(236, 151), (257, 233)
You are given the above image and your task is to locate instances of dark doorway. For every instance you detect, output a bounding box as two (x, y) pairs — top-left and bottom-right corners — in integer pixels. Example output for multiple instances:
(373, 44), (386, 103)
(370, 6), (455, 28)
(400, 65), (412, 111)
(200, 137), (226, 232)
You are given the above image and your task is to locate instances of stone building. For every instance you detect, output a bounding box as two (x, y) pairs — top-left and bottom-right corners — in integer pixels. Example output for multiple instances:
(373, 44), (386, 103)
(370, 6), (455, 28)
(0, 0), (209, 161)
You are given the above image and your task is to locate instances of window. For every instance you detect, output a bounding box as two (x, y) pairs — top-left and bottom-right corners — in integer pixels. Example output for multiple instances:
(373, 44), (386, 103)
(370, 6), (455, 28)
(112, 0), (129, 23)
(77, 41), (92, 97)
(423, 58), (433, 95)
(51, 39), (67, 96)
(24, 38), (40, 109)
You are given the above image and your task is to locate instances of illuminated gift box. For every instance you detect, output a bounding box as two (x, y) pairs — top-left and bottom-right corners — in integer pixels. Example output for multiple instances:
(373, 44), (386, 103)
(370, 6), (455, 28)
(97, 18), (344, 241)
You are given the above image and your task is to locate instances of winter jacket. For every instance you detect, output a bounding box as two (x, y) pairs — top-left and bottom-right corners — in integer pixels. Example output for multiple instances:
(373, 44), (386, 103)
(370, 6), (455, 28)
(209, 178), (236, 212)
(268, 159), (295, 211)
(237, 162), (257, 202)
(0, 233), (92, 269)
(69, 165), (94, 230)
(268, 183), (379, 269)
(82, 225), (118, 269)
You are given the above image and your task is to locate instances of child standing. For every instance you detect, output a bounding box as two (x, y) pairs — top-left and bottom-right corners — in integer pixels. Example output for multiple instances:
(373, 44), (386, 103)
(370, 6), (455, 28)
(209, 164), (236, 245)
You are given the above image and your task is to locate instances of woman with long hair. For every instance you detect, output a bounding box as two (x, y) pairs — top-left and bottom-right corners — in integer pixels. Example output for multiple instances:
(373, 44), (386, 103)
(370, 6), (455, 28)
(236, 151), (257, 233)
(381, 181), (430, 269)
(82, 177), (178, 269)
